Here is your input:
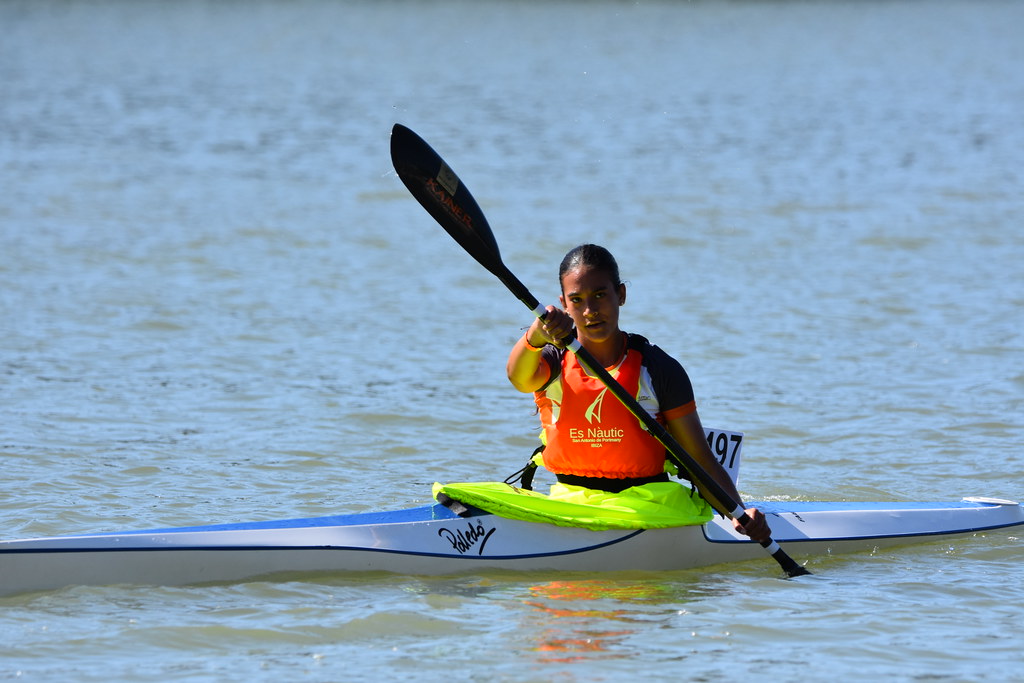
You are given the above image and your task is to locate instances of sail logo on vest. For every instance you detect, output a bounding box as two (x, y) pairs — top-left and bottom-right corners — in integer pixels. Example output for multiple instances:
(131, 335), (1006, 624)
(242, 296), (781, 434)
(569, 388), (625, 445)
(583, 387), (608, 424)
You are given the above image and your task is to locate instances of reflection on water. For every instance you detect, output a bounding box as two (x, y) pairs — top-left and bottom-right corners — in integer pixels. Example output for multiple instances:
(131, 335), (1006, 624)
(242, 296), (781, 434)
(520, 576), (728, 662)
(396, 572), (734, 663)
(524, 580), (661, 662)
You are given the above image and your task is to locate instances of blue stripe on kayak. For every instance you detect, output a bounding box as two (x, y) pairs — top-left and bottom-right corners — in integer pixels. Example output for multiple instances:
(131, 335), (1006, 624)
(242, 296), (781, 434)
(14, 500), (1021, 542)
(702, 519), (1024, 544)
(100, 501), (1012, 537)
(702, 502), (1024, 544)
(749, 500), (1014, 513)
(102, 503), (466, 536)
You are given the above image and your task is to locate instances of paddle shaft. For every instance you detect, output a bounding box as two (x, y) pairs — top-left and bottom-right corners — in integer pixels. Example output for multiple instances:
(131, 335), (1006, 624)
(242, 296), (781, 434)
(390, 123), (809, 577)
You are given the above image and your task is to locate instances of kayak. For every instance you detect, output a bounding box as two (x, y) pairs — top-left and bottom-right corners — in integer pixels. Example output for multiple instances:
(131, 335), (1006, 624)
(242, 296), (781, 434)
(3, 430), (1020, 595)
(1, 494), (1021, 597)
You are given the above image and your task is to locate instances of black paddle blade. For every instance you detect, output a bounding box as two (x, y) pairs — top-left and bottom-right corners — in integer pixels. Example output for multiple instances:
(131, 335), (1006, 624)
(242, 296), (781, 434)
(769, 544), (812, 578)
(390, 124), (541, 311)
(390, 124), (498, 267)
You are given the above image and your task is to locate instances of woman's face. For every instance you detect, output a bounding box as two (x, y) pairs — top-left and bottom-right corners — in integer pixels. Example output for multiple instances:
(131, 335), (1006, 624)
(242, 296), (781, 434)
(559, 266), (626, 345)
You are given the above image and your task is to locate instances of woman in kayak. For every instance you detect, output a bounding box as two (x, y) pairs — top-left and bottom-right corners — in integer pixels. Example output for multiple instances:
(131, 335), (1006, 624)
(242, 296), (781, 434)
(506, 243), (770, 543)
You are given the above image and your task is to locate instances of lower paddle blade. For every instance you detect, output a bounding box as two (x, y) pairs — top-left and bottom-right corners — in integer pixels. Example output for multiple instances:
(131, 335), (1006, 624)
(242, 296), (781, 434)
(771, 545), (812, 578)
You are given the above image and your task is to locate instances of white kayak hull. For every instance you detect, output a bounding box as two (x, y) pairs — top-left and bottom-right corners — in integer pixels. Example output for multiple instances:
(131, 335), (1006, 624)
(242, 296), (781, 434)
(1, 497), (1021, 596)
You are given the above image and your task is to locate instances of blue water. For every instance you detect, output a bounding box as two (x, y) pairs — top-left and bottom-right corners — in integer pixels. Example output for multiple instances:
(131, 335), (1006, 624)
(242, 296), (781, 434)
(2, 0), (1022, 680)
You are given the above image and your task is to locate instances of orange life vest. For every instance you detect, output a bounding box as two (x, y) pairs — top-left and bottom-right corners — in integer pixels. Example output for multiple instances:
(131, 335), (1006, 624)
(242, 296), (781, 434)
(535, 347), (666, 479)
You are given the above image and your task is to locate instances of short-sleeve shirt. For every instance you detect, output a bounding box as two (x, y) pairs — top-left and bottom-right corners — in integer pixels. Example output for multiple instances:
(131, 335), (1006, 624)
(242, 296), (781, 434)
(537, 333), (696, 422)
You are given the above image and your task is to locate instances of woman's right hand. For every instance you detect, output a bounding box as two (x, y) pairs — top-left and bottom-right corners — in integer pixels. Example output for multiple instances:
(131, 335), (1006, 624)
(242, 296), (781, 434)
(531, 306), (574, 347)
(509, 306), (573, 392)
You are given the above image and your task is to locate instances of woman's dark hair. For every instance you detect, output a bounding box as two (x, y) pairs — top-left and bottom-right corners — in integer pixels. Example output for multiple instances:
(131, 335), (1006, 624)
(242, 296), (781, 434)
(558, 244), (622, 290)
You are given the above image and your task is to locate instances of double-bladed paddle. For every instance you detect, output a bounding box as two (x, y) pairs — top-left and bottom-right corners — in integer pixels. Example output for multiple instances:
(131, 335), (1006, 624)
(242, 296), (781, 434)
(389, 123), (810, 578)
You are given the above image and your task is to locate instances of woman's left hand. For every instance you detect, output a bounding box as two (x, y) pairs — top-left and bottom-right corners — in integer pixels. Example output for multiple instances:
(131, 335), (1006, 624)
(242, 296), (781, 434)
(732, 507), (771, 544)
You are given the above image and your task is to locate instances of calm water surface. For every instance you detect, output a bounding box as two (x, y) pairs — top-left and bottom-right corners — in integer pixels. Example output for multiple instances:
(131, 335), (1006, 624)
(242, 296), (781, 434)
(2, 0), (1022, 680)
